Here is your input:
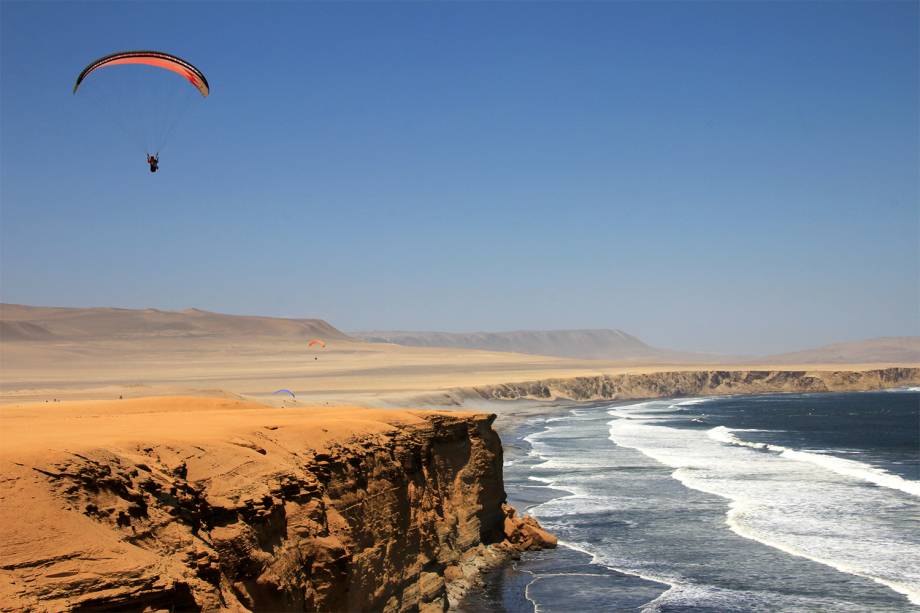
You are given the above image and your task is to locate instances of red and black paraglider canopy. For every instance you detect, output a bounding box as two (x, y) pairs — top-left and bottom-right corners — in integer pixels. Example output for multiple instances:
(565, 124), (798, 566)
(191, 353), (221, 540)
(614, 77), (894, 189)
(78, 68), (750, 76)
(73, 50), (209, 97)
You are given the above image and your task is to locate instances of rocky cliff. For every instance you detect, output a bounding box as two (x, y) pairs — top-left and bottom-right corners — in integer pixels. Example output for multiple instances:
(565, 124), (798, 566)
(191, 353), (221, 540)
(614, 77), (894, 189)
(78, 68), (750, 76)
(0, 401), (553, 612)
(469, 367), (920, 401)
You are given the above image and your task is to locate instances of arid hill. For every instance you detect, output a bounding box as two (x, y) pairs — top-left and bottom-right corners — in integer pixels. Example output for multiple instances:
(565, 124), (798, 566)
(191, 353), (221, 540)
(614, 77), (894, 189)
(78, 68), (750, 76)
(353, 329), (708, 363)
(0, 303), (348, 341)
(355, 329), (920, 366)
(2, 303), (916, 407)
(761, 337), (920, 365)
(6, 305), (914, 366)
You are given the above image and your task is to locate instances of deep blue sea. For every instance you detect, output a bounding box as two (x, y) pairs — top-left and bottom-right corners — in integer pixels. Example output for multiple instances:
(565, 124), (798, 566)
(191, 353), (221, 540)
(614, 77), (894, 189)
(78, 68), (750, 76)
(466, 389), (920, 612)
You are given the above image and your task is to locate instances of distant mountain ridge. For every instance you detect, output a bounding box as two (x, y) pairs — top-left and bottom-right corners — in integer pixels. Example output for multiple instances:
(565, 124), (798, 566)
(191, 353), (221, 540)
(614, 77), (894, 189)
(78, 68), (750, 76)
(3, 304), (916, 365)
(0, 304), (348, 341)
(352, 329), (707, 362)
(354, 329), (920, 364)
(761, 337), (920, 364)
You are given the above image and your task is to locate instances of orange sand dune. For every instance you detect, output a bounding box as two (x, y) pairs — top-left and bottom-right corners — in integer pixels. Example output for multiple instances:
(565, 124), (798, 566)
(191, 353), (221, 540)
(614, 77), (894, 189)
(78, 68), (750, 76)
(0, 396), (445, 459)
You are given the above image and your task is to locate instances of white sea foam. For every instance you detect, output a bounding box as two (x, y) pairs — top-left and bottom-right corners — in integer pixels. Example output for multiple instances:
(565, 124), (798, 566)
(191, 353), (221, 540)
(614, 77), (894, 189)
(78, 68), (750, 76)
(674, 398), (713, 406)
(608, 401), (679, 421)
(725, 501), (920, 606)
(518, 412), (681, 607)
(708, 426), (920, 498)
(638, 582), (791, 613)
(523, 560), (671, 613)
(609, 414), (920, 606)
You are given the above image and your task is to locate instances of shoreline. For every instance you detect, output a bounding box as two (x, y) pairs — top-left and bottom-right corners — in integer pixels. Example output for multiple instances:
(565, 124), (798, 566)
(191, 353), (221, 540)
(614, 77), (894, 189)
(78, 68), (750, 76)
(455, 398), (668, 612)
(384, 367), (920, 442)
(451, 385), (918, 613)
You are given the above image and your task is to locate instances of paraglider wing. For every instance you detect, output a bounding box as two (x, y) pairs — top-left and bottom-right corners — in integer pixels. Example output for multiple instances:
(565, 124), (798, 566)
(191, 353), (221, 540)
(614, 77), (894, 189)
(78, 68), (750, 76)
(73, 50), (209, 97)
(272, 389), (296, 399)
(307, 339), (326, 349)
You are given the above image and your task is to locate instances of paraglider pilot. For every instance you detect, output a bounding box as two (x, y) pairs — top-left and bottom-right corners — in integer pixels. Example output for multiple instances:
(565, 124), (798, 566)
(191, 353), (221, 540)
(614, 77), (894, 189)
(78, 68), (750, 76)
(147, 153), (159, 173)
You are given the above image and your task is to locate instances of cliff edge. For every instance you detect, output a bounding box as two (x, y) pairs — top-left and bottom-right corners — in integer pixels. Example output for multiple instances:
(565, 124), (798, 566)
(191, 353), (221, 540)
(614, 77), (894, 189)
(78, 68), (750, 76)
(0, 398), (553, 612)
(468, 367), (920, 401)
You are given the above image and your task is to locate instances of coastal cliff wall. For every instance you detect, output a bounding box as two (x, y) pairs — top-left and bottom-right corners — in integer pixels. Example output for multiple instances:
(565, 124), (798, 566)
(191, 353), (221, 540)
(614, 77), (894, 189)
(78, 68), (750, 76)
(0, 403), (553, 612)
(469, 367), (920, 401)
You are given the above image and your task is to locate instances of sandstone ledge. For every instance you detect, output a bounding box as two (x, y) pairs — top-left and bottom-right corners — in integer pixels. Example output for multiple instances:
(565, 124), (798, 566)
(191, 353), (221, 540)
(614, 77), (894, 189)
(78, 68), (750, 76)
(468, 367), (919, 402)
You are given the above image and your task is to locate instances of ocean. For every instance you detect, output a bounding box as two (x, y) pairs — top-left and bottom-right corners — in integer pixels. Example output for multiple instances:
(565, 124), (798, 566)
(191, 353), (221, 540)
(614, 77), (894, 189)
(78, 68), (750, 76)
(464, 389), (920, 612)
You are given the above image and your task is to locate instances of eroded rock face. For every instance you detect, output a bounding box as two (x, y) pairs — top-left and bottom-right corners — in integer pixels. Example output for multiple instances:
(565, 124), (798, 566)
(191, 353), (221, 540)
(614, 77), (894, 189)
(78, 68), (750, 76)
(502, 503), (557, 551)
(0, 412), (547, 612)
(472, 367), (920, 401)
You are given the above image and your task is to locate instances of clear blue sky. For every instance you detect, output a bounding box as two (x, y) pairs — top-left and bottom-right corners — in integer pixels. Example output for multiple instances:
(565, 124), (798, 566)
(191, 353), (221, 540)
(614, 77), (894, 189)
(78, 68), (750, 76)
(1, 1), (917, 354)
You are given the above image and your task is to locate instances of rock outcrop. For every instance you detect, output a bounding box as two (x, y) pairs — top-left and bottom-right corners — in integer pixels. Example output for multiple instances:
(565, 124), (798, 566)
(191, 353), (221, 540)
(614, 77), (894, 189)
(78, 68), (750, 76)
(469, 367), (920, 401)
(501, 503), (557, 551)
(0, 403), (551, 612)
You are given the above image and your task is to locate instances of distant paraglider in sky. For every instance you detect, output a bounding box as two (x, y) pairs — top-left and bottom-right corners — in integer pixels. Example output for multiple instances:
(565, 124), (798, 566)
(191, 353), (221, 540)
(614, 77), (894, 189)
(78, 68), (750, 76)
(308, 338), (326, 361)
(273, 389), (296, 400)
(73, 50), (209, 171)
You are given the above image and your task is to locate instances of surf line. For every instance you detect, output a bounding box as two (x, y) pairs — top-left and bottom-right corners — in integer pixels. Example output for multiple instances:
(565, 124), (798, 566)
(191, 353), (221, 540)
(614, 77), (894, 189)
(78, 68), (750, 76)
(708, 426), (920, 498)
(520, 413), (675, 612)
(607, 409), (920, 606)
